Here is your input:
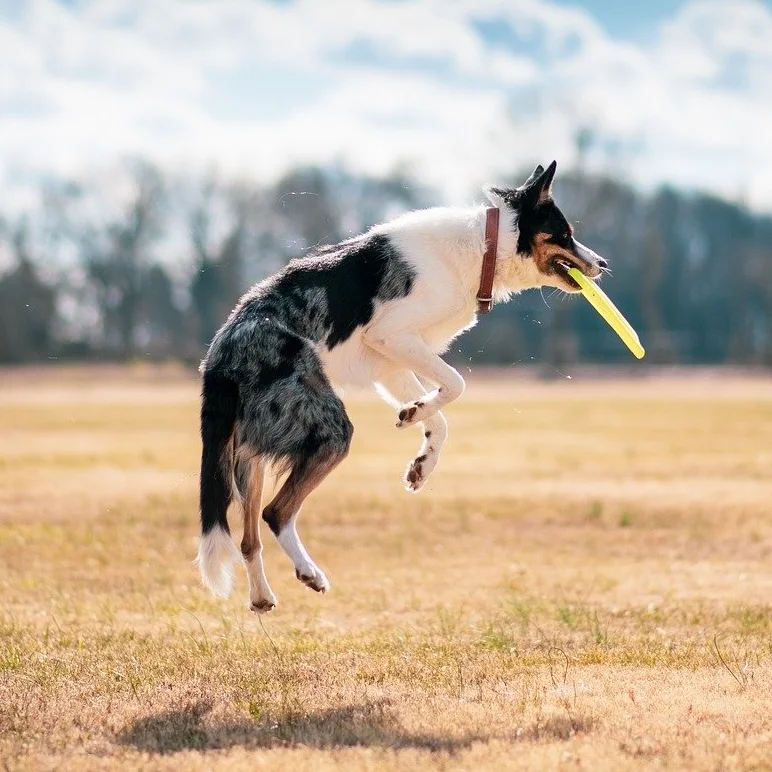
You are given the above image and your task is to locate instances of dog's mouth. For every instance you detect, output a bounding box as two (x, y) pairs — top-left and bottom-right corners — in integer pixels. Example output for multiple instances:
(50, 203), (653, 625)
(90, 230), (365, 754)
(552, 258), (582, 290)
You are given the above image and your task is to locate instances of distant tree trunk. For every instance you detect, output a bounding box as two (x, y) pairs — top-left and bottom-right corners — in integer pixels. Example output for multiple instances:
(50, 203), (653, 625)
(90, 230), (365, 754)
(640, 220), (676, 363)
(72, 161), (165, 358)
(0, 219), (58, 362)
(0, 258), (57, 362)
(186, 180), (248, 348)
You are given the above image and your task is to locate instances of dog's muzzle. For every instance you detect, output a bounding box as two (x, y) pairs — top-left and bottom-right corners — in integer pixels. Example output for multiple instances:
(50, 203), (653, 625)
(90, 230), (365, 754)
(572, 239), (607, 278)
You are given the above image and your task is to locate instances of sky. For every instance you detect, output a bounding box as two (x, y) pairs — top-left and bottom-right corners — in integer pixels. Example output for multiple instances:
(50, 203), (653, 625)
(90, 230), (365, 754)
(1, 0), (772, 213)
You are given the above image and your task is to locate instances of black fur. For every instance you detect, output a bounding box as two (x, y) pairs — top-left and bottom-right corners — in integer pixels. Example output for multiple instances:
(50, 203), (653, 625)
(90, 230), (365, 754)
(253, 335), (303, 388)
(199, 371), (239, 535)
(262, 504), (280, 536)
(490, 162), (573, 257)
(517, 200), (573, 256)
(199, 231), (403, 501)
(250, 232), (416, 350)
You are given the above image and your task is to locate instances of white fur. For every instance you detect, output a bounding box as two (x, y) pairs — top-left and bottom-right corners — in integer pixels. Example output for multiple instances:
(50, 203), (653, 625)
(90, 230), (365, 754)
(265, 207), (512, 593)
(375, 369), (449, 492)
(201, 193), (604, 608)
(195, 525), (243, 598)
(312, 197), (602, 492)
(244, 547), (277, 612)
(317, 202), (546, 390)
(573, 238), (603, 268)
(277, 516), (330, 592)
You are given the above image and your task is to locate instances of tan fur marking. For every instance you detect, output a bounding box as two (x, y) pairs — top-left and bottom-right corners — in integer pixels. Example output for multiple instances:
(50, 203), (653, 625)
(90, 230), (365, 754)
(532, 232), (575, 276)
(240, 455), (266, 560)
(264, 450), (348, 535)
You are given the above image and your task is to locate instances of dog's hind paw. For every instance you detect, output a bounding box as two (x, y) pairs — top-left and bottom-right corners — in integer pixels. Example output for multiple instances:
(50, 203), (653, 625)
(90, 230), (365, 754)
(250, 597), (277, 614)
(295, 565), (330, 593)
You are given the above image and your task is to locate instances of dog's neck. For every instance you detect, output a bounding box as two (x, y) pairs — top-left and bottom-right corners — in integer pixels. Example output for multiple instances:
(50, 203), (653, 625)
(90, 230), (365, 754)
(380, 204), (542, 308)
(479, 206), (543, 304)
(475, 208), (499, 313)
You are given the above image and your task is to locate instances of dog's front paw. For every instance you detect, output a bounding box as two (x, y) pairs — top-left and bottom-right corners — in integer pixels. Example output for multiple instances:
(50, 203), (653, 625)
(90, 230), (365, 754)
(396, 400), (427, 428)
(403, 450), (440, 493)
(404, 454), (426, 492)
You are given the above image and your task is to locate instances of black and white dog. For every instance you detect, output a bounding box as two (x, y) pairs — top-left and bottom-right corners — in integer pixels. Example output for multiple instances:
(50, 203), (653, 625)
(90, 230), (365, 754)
(196, 161), (607, 612)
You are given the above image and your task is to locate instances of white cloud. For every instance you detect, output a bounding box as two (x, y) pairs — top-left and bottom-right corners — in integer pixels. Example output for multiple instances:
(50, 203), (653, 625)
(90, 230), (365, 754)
(0, 0), (770, 214)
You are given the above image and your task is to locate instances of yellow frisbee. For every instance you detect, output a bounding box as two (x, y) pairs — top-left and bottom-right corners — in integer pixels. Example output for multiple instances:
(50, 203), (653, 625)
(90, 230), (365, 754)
(565, 267), (645, 359)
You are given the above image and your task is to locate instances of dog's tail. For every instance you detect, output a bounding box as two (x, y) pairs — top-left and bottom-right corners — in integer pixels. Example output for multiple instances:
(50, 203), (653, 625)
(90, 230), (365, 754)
(195, 369), (242, 597)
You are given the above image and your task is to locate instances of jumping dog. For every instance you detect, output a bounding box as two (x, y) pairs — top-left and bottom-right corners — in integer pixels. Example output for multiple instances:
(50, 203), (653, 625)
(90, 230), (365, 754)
(196, 161), (608, 612)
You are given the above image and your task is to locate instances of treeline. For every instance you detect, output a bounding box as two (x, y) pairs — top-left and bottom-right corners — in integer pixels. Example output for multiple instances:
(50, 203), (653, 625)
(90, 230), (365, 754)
(1, 160), (770, 367)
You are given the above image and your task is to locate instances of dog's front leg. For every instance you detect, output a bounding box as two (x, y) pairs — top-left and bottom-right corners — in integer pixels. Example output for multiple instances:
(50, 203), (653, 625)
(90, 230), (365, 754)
(364, 330), (465, 427)
(376, 369), (449, 492)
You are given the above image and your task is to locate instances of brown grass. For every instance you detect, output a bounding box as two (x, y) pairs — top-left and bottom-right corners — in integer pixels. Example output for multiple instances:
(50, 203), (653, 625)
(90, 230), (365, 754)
(2, 365), (772, 771)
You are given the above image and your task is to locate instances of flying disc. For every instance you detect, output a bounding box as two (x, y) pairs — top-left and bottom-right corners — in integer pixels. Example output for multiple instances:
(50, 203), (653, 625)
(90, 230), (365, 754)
(564, 266), (645, 359)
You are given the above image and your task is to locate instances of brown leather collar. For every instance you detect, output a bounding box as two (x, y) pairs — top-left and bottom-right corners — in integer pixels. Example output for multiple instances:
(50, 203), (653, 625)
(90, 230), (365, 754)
(476, 207), (499, 314)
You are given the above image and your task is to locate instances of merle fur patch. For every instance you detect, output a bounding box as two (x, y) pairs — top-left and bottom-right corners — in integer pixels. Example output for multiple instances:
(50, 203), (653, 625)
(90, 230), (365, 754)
(233, 232), (417, 351)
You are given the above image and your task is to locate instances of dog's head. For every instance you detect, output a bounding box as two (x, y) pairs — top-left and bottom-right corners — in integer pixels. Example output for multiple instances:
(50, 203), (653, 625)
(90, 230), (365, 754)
(485, 160), (608, 293)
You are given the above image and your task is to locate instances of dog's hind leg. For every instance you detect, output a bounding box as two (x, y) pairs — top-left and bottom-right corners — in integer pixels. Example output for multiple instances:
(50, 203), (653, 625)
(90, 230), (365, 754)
(376, 369), (448, 493)
(236, 452), (277, 613)
(235, 323), (353, 595)
(262, 446), (349, 593)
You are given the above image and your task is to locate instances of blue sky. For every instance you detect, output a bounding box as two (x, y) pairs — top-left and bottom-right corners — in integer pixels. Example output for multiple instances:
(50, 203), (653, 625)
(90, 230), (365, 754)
(558, 0), (772, 40)
(1, 0), (771, 212)
(555, 1), (692, 40)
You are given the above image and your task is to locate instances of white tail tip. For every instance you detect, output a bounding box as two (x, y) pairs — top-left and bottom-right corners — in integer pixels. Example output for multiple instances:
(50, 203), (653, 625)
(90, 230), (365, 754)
(195, 526), (242, 598)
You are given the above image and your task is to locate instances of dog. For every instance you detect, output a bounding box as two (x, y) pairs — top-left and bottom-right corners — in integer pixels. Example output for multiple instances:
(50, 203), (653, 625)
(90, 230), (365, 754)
(196, 160), (608, 612)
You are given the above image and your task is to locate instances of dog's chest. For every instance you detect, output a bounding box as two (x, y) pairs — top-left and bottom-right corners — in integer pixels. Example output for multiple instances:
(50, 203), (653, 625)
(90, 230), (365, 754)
(317, 331), (383, 387)
(422, 304), (478, 353)
(317, 301), (478, 388)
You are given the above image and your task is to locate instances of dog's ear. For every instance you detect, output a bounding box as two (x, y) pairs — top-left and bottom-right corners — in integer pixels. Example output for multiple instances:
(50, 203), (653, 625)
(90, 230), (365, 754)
(522, 160), (557, 206)
(537, 160), (557, 202)
(483, 185), (509, 209)
(520, 164), (545, 189)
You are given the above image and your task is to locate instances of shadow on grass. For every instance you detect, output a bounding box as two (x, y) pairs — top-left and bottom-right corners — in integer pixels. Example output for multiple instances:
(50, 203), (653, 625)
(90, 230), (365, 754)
(116, 699), (482, 755)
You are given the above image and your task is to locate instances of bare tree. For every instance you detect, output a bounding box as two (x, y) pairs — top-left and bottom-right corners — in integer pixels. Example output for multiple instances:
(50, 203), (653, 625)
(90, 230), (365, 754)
(185, 176), (254, 347)
(50, 161), (167, 357)
(0, 217), (57, 362)
(2, 156), (769, 367)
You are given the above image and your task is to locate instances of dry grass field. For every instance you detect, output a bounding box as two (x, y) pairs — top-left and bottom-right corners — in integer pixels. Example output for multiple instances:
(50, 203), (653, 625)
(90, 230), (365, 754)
(2, 365), (772, 771)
